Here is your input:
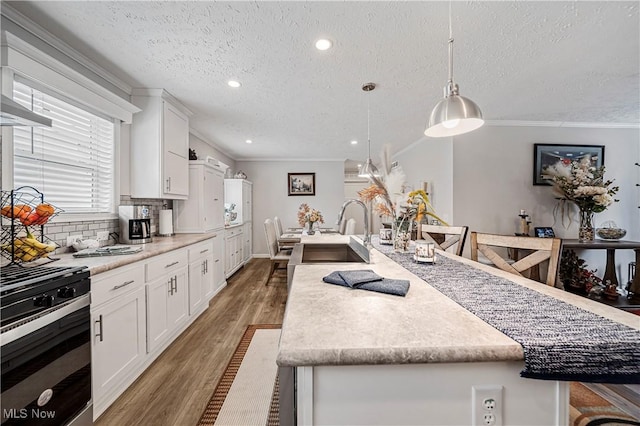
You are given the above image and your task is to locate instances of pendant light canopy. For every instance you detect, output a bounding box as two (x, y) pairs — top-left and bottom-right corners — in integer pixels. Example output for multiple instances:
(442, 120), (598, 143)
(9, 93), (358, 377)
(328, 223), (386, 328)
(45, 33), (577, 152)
(425, 3), (484, 138)
(358, 82), (380, 178)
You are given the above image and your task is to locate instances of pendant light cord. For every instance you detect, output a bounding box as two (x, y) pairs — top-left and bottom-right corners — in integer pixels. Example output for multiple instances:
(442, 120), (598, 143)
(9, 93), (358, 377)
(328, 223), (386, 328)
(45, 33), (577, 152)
(448, 0), (454, 84)
(367, 93), (371, 158)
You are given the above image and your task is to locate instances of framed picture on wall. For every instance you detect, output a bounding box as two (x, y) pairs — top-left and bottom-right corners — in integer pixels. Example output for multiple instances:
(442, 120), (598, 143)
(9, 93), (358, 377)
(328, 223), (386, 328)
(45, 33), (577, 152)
(288, 173), (316, 196)
(533, 144), (604, 185)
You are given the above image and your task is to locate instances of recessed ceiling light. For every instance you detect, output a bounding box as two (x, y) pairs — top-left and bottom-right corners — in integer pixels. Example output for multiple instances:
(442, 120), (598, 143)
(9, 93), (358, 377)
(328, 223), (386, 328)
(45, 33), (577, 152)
(315, 39), (332, 51)
(245, 139), (252, 144)
(351, 140), (358, 145)
(228, 80), (241, 88)
(357, 164), (362, 168)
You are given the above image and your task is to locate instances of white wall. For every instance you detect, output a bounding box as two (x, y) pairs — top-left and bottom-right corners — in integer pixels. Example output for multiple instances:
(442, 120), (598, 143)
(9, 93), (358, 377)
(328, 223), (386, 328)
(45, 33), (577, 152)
(235, 160), (345, 255)
(397, 125), (639, 282)
(394, 137), (454, 225)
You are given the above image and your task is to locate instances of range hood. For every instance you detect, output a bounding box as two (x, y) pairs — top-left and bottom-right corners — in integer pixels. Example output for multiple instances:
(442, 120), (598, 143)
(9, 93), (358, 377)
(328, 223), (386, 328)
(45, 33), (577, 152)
(0, 95), (52, 127)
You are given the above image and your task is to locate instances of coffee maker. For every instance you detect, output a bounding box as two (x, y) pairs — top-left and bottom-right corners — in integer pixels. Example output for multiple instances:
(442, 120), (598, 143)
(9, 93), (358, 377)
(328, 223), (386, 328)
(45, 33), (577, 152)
(119, 205), (152, 244)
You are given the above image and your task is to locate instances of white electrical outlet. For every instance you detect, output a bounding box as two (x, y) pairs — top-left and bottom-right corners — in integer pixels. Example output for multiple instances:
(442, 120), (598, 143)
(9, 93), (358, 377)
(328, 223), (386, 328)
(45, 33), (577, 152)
(472, 385), (503, 426)
(96, 231), (109, 241)
(66, 235), (83, 247)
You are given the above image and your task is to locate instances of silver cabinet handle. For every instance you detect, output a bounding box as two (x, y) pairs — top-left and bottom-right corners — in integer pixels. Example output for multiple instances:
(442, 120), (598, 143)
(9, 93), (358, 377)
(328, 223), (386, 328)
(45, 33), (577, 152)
(113, 280), (135, 290)
(165, 261), (179, 268)
(205, 259), (209, 273)
(168, 276), (174, 295)
(95, 315), (103, 342)
(200, 249), (209, 254)
(214, 259), (220, 263)
(166, 177), (172, 192)
(172, 276), (178, 293)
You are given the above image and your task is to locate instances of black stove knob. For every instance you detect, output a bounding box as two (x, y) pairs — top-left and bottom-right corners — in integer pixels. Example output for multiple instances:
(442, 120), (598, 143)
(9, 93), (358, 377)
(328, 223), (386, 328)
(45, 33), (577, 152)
(33, 294), (55, 307)
(57, 287), (76, 298)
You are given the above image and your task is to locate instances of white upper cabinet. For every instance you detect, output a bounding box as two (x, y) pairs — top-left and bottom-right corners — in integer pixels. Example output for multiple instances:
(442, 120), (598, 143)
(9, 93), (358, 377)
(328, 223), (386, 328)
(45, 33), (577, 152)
(130, 89), (192, 199)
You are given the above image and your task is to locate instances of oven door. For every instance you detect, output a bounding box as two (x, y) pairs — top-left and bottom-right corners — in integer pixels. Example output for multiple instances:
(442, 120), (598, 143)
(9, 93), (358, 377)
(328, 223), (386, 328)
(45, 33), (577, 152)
(1, 295), (91, 426)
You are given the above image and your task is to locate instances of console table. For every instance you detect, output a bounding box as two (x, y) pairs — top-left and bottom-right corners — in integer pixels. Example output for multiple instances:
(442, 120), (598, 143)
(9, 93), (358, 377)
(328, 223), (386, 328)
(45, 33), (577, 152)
(562, 239), (640, 300)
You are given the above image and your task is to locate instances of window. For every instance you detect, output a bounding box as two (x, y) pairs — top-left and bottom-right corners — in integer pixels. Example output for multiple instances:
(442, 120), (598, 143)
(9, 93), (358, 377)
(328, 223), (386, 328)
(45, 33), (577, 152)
(12, 81), (115, 214)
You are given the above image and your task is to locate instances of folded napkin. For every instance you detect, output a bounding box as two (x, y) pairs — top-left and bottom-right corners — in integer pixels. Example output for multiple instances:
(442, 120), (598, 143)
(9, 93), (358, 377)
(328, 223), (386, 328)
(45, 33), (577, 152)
(323, 271), (410, 297)
(337, 270), (382, 287)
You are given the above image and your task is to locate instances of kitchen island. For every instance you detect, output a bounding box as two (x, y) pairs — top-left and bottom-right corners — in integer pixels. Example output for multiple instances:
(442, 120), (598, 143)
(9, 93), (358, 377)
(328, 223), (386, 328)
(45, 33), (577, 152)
(277, 235), (640, 425)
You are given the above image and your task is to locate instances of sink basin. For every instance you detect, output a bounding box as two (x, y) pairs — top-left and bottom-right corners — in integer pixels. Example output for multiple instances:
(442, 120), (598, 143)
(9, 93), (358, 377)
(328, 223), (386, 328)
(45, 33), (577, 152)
(300, 243), (367, 263)
(286, 237), (370, 290)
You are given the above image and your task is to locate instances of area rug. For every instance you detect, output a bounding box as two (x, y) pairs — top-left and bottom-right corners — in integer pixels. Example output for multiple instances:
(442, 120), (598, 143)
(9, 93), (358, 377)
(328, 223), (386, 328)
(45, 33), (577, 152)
(570, 382), (640, 425)
(198, 324), (282, 426)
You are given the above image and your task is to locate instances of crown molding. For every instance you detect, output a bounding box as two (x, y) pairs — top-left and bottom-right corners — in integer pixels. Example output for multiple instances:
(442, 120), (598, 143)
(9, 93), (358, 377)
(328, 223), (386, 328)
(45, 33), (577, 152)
(188, 128), (236, 161)
(1, 4), (133, 94)
(236, 157), (346, 162)
(484, 120), (640, 129)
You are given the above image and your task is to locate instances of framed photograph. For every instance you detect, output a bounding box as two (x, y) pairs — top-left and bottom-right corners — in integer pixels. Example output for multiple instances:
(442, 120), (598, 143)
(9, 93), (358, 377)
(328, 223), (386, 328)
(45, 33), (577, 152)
(534, 227), (556, 238)
(288, 173), (316, 196)
(533, 144), (604, 185)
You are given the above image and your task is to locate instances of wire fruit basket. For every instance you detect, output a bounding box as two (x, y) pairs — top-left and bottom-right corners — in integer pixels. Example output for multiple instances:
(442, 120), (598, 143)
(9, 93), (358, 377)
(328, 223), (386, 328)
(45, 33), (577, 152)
(1, 186), (63, 265)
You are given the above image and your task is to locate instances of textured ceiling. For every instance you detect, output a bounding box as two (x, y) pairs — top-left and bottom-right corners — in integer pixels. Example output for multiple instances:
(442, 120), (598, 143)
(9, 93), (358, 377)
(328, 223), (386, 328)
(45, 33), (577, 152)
(5, 1), (640, 162)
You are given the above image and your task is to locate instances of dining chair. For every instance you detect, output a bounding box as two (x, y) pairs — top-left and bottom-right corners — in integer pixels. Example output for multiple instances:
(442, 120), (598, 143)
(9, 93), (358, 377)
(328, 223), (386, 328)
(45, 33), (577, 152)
(417, 223), (469, 256)
(274, 216), (294, 250)
(264, 218), (291, 285)
(470, 232), (562, 286)
(344, 218), (356, 235)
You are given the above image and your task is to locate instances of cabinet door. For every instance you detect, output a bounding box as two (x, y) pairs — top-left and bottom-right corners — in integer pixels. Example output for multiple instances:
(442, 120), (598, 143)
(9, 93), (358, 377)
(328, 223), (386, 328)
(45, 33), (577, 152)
(168, 268), (189, 329)
(201, 253), (215, 301)
(163, 151), (189, 198)
(163, 101), (189, 158)
(146, 277), (170, 353)
(243, 222), (252, 263)
(92, 287), (146, 404)
(242, 181), (252, 223)
(203, 167), (217, 232)
(212, 170), (225, 230)
(212, 234), (225, 294)
(188, 260), (204, 315)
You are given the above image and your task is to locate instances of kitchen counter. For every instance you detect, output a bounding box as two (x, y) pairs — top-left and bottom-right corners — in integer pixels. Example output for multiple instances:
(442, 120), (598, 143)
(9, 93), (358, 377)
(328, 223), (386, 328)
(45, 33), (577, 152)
(278, 237), (640, 425)
(278, 239), (523, 367)
(279, 236), (638, 367)
(52, 233), (217, 275)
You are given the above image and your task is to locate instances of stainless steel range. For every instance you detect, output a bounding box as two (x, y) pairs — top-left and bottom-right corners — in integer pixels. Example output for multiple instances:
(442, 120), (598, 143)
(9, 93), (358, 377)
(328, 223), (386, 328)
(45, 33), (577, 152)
(1, 264), (92, 426)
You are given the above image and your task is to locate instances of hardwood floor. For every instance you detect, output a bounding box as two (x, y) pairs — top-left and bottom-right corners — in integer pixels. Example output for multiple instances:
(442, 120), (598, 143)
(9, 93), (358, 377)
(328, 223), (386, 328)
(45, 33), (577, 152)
(95, 258), (288, 426)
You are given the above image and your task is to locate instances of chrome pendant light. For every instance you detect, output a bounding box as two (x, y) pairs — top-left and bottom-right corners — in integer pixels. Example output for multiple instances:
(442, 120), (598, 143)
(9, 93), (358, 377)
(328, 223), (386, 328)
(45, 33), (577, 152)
(425, 2), (483, 138)
(358, 82), (380, 178)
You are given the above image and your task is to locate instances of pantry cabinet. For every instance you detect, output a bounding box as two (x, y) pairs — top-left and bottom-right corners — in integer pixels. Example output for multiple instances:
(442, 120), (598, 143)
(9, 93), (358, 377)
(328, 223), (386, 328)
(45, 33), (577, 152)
(145, 250), (189, 353)
(91, 263), (146, 419)
(174, 161), (225, 233)
(130, 89), (192, 200)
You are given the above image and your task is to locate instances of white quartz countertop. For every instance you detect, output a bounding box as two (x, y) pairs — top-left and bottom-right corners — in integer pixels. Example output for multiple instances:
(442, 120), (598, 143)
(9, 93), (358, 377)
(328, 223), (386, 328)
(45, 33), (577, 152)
(50, 233), (217, 275)
(277, 236), (640, 367)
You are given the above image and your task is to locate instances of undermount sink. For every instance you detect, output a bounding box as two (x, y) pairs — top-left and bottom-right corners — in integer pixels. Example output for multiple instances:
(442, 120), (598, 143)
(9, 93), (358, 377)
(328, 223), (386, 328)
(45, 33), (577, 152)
(287, 237), (370, 289)
(300, 243), (368, 263)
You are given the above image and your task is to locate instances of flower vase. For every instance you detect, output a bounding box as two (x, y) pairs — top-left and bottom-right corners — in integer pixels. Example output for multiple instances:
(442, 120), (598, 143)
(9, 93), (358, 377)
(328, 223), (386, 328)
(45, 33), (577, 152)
(578, 209), (594, 242)
(393, 219), (410, 252)
(307, 221), (315, 236)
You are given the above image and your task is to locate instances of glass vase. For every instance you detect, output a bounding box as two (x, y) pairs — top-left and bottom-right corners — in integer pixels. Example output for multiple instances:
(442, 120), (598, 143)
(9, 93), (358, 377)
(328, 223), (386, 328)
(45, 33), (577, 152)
(393, 218), (410, 252)
(578, 209), (594, 242)
(307, 221), (315, 236)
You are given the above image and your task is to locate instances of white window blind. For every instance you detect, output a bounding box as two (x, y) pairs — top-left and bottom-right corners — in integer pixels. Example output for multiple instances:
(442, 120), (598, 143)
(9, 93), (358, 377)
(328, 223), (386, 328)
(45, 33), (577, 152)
(12, 81), (115, 214)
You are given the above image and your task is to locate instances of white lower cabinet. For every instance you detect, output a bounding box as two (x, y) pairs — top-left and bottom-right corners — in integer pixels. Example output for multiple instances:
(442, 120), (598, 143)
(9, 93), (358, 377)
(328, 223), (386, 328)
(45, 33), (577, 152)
(211, 232), (226, 296)
(188, 239), (214, 314)
(91, 263), (146, 419)
(242, 221), (252, 264)
(145, 250), (189, 354)
(224, 226), (244, 278)
(91, 238), (226, 420)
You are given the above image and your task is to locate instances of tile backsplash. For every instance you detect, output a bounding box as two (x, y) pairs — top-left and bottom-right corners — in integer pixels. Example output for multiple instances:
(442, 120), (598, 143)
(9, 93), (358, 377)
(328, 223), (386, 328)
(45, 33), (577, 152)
(44, 197), (173, 253)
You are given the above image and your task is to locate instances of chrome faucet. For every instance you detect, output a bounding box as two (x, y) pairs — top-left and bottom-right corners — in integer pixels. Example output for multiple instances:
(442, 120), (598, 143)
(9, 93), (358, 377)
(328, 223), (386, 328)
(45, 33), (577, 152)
(337, 199), (370, 246)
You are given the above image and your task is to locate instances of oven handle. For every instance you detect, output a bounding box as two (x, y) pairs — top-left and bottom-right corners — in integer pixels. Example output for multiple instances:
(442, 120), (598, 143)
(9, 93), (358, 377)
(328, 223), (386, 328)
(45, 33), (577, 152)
(0, 294), (90, 346)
